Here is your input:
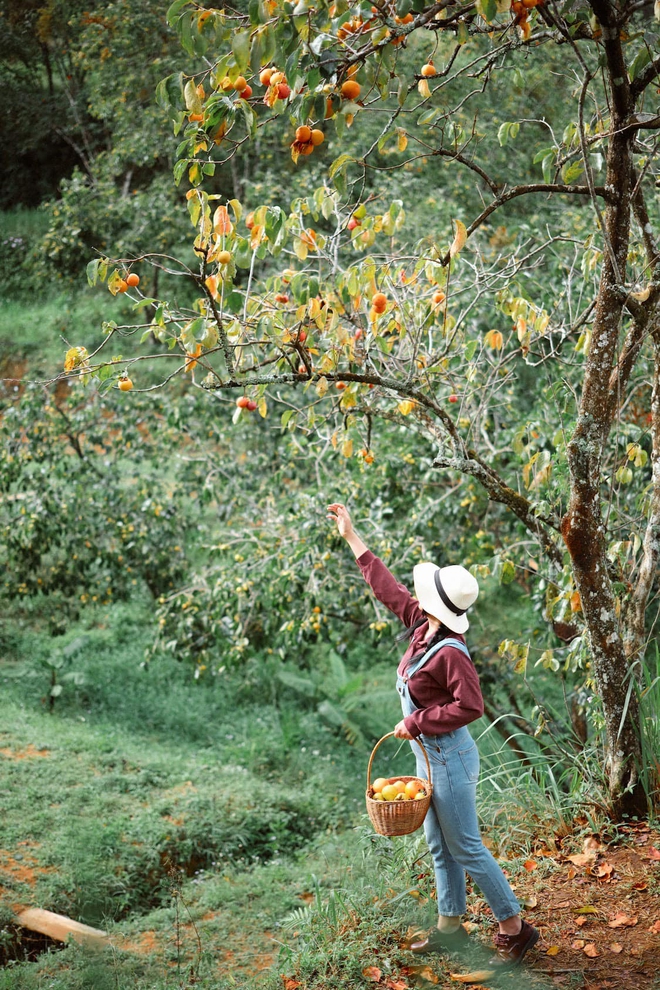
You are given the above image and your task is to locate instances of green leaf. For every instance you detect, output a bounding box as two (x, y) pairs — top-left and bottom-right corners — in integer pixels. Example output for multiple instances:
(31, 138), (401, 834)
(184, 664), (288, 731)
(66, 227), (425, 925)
(629, 48), (651, 82)
(562, 160), (585, 183)
(464, 339), (478, 361)
(86, 259), (100, 286)
(233, 30), (251, 72)
(329, 153), (353, 178)
(173, 159), (188, 186)
(167, 0), (193, 26)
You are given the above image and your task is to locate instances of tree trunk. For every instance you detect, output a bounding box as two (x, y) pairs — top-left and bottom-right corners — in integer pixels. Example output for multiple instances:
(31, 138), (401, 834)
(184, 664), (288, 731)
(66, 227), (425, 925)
(562, 1), (647, 817)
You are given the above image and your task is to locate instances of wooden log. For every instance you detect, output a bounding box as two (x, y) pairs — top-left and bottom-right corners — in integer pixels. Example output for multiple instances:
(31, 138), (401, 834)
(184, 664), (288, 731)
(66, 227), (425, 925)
(16, 908), (108, 945)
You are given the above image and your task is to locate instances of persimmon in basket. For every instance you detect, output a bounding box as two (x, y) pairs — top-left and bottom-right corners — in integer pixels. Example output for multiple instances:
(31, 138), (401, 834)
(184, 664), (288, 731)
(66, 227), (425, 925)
(371, 777), (428, 802)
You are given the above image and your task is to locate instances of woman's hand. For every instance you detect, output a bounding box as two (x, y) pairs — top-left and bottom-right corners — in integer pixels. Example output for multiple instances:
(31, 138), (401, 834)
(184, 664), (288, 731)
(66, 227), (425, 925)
(393, 719), (414, 740)
(327, 503), (354, 539)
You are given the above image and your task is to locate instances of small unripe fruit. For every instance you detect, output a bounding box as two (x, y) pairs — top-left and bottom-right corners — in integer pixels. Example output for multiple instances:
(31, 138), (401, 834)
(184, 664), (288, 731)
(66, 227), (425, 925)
(259, 68), (273, 86)
(118, 376), (133, 391)
(432, 290), (446, 304)
(233, 75), (247, 91)
(298, 364), (307, 375)
(296, 124), (312, 142)
(126, 273), (140, 287)
(347, 217), (360, 231)
(336, 382), (346, 390)
(300, 142), (314, 156)
(117, 279), (128, 293)
(341, 79), (361, 100)
(277, 83), (291, 100)
(275, 293), (289, 304)
(217, 250), (232, 265)
(372, 291), (387, 312)
(421, 63), (437, 77)
(298, 329), (307, 342)
(355, 328), (364, 340)
(240, 84), (253, 99)
(310, 128), (325, 146)
(448, 394), (458, 403)
(246, 400), (258, 412)
(237, 395), (250, 408)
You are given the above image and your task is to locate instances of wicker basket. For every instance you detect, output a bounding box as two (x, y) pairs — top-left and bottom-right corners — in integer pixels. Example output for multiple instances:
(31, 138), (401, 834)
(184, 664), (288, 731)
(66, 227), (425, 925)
(365, 731), (432, 836)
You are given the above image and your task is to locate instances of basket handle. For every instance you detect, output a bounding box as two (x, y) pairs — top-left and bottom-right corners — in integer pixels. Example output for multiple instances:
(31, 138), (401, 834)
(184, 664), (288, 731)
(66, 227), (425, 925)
(366, 731), (432, 792)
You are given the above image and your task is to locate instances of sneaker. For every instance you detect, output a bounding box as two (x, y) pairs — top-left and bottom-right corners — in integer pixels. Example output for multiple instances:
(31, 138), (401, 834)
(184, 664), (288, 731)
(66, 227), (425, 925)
(409, 926), (469, 955)
(489, 919), (539, 967)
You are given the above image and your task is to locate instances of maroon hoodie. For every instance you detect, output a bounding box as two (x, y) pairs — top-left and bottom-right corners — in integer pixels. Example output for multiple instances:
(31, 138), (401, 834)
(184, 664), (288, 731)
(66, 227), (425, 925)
(356, 550), (484, 738)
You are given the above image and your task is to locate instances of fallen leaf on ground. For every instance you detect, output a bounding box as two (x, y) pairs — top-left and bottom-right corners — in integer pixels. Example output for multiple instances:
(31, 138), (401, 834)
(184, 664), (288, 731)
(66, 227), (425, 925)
(567, 853), (596, 867)
(576, 917), (588, 927)
(592, 862), (613, 878)
(523, 859), (537, 871)
(648, 920), (660, 933)
(609, 943), (623, 953)
(647, 846), (660, 860)
(566, 867), (577, 880)
(384, 980), (408, 990)
(450, 973), (495, 984)
(406, 965), (439, 984)
(583, 943), (599, 957)
(608, 913), (638, 929)
(281, 979), (300, 990)
(363, 967), (383, 982)
(575, 906), (599, 914)
(555, 901), (571, 908)
(571, 940), (585, 949)
(633, 880), (648, 891)
(546, 946), (561, 956)
(522, 894), (538, 908)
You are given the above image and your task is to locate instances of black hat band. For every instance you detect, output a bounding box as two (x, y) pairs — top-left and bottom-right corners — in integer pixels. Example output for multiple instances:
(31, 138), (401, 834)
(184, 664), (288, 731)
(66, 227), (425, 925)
(433, 569), (467, 616)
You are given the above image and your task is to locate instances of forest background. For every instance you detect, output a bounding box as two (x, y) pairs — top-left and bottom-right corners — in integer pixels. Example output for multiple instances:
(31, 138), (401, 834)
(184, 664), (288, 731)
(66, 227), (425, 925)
(1, 1), (660, 988)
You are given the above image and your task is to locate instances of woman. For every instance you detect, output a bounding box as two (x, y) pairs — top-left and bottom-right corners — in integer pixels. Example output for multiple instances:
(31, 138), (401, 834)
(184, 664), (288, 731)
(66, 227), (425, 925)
(327, 503), (539, 967)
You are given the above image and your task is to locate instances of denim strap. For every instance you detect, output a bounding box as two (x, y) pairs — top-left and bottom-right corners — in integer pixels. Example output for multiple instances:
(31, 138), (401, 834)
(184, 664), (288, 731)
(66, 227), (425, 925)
(405, 637), (471, 679)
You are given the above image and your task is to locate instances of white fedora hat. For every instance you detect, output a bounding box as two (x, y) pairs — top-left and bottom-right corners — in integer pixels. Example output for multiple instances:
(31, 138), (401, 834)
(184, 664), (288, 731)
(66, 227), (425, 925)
(413, 562), (479, 634)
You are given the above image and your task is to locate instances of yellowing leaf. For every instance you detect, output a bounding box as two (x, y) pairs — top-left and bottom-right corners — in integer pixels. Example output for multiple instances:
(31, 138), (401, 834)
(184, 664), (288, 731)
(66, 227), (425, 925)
(258, 398), (267, 418)
(575, 905), (599, 914)
(341, 437), (353, 458)
(418, 78), (431, 99)
(205, 275), (219, 300)
(397, 128), (408, 152)
(315, 376), (328, 398)
(546, 946), (561, 956)
(398, 400), (416, 415)
(449, 219), (468, 258)
(213, 205), (233, 235)
(250, 224), (265, 251)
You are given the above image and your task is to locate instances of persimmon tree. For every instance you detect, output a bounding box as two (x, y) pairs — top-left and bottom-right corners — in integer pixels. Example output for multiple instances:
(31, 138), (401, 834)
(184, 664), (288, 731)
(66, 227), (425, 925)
(65, 0), (660, 815)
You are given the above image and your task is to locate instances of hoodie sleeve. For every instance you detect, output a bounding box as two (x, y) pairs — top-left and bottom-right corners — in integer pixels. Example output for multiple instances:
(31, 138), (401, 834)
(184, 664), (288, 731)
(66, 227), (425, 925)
(356, 550), (425, 629)
(402, 645), (484, 737)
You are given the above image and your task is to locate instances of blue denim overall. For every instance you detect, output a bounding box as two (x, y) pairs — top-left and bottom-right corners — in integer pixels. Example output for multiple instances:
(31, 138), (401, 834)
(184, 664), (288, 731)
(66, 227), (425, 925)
(396, 638), (520, 920)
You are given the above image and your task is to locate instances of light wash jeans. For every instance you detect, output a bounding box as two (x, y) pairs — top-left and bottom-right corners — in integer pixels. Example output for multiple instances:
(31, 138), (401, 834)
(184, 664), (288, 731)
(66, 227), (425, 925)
(396, 639), (520, 921)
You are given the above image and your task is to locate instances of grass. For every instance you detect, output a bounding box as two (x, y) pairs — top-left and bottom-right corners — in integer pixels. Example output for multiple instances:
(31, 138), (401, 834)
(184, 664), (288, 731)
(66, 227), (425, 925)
(1, 597), (571, 989)
(1, 210), (51, 240)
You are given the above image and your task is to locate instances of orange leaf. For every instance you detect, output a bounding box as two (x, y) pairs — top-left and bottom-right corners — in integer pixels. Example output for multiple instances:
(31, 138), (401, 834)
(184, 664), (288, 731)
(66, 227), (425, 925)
(449, 973), (495, 984)
(213, 205), (232, 235)
(647, 846), (660, 860)
(523, 859), (537, 871)
(384, 980), (408, 990)
(583, 943), (599, 957)
(576, 917), (588, 928)
(609, 943), (624, 953)
(363, 967), (383, 982)
(648, 920), (660, 933)
(608, 913), (638, 928)
(593, 862), (613, 878)
(571, 939), (585, 950)
(546, 946), (561, 956)
(280, 979), (300, 990)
